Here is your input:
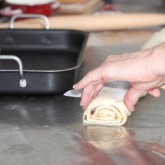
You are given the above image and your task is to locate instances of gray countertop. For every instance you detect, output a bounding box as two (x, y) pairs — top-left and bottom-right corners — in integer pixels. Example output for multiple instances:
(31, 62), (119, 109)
(0, 45), (164, 165)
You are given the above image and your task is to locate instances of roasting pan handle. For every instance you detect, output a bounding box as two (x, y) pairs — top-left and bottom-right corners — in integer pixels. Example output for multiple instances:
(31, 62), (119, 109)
(0, 55), (27, 88)
(9, 14), (50, 30)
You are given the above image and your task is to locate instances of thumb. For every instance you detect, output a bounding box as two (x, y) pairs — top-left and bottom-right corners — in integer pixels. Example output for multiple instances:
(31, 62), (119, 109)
(124, 87), (145, 112)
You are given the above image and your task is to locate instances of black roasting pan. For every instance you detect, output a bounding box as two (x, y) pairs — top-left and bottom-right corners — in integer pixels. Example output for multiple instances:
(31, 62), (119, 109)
(0, 14), (88, 94)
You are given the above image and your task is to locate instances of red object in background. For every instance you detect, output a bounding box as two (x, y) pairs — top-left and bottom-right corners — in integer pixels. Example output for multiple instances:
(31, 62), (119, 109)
(100, 4), (117, 12)
(10, 3), (53, 16)
(0, 0), (60, 17)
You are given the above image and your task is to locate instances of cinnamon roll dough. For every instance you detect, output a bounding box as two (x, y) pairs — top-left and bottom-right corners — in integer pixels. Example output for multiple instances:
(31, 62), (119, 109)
(83, 87), (131, 126)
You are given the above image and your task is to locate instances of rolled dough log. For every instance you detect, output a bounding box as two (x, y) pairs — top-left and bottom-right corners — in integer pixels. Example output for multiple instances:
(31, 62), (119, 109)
(83, 87), (130, 126)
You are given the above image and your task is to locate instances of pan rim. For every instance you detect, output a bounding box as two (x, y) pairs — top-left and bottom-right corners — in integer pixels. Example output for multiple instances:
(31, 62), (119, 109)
(0, 61), (82, 73)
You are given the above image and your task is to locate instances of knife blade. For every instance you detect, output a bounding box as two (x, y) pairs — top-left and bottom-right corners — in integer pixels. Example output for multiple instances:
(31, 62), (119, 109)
(63, 89), (82, 98)
(64, 81), (131, 98)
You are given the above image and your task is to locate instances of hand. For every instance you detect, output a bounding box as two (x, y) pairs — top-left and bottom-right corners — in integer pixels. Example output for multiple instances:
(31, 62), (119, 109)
(74, 43), (165, 111)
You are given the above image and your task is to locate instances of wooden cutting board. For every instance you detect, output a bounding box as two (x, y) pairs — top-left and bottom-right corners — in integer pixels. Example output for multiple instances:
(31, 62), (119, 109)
(1, 13), (165, 31)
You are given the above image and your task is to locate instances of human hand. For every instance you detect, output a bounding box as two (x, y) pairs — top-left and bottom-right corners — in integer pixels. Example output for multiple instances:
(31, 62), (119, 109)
(74, 43), (165, 111)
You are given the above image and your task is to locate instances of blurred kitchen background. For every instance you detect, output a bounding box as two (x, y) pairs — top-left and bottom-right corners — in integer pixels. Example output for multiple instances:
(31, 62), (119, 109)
(0, 0), (165, 47)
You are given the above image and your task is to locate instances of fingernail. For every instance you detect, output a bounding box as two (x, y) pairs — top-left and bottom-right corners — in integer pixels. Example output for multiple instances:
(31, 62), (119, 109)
(80, 102), (87, 109)
(81, 106), (85, 110)
(128, 105), (135, 112)
(130, 108), (135, 112)
(125, 102), (134, 112)
(73, 84), (77, 89)
(161, 85), (165, 89)
(80, 101), (84, 107)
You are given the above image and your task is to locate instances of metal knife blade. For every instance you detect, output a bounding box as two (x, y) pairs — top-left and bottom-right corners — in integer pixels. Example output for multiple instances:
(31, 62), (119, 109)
(63, 89), (82, 98)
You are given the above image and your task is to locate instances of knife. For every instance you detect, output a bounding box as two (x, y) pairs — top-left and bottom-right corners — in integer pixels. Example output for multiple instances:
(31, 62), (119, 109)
(63, 89), (82, 98)
(64, 81), (131, 97)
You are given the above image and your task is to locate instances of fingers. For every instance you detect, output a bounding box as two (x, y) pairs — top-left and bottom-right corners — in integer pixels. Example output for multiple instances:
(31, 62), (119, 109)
(147, 88), (160, 97)
(73, 68), (102, 90)
(93, 83), (104, 98)
(161, 84), (165, 89)
(124, 87), (145, 112)
(80, 85), (94, 108)
(80, 83), (103, 109)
